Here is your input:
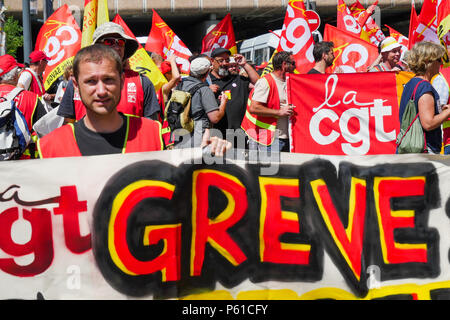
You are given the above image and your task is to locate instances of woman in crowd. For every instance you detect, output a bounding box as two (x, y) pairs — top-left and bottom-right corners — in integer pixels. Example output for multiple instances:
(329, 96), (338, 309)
(399, 41), (450, 154)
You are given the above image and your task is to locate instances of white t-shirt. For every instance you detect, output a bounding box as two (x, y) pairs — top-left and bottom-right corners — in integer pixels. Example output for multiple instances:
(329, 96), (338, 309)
(251, 74), (288, 139)
(17, 68), (35, 90)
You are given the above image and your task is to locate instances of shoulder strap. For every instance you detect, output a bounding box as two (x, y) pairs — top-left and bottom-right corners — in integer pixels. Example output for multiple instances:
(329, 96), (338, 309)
(188, 82), (208, 96)
(411, 79), (427, 100)
(4, 87), (24, 102)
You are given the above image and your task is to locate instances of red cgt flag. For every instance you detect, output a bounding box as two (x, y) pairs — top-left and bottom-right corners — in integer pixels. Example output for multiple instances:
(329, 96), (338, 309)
(276, 0), (315, 74)
(323, 24), (378, 73)
(145, 9), (192, 74)
(410, 0), (439, 47)
(437, 0), (450, 67)
(35, 4), (81, 91)
(349, 0), (385, 45)
(201, 14), (237, 56)
(287, 72), (400, 155)
(408, 0), (419, 49)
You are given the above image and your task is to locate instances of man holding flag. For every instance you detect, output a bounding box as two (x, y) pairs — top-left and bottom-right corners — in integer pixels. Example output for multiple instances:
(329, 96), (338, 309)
(57, 22), (161, 122)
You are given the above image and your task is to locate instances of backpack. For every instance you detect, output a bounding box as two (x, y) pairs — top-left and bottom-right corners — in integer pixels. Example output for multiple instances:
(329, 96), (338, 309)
(396, 80), (426, 154)
(164, 81), (208, 133)
(0, 87), (31, 160)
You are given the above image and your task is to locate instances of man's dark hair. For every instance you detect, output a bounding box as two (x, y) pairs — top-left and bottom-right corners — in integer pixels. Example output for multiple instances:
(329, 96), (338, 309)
(313, 41), (334, 62)
(73, 44), (123, 81)
(272, 51), (293, 70)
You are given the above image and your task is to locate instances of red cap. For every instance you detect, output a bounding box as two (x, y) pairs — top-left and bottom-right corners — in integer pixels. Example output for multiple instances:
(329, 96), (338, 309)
(159, 61), (172, 75)
(29, 50), (50, 63)
(0, 54), (24, 77)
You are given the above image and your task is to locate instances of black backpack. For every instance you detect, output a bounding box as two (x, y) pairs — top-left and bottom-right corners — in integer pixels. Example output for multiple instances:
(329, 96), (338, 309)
(164, 81), (208, 133)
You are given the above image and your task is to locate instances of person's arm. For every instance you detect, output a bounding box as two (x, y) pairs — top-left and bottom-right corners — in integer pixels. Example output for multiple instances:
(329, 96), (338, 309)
(141, 76), (161, 120)
(207, 92), (228, 124)
(418, 92), (450, 131)
(162, 55), (181, 98)
(17, 72), (32, 90)
(249, 100), (294, 118)
(234, 54), (260, 84)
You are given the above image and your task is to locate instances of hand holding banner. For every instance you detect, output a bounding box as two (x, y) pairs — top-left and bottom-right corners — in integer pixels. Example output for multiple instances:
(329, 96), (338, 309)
(35, 5), (82, 91)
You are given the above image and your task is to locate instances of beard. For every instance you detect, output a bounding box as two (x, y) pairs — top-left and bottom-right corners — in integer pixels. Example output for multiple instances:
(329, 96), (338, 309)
(218, 67), (230, 77)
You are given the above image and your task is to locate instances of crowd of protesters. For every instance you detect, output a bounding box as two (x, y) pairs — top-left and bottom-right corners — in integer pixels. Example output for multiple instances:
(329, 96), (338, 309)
(1, 21), (450, 161)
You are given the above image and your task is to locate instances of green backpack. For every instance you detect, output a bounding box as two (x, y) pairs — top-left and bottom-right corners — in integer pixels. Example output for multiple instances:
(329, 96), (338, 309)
(396, 80), (426, 154)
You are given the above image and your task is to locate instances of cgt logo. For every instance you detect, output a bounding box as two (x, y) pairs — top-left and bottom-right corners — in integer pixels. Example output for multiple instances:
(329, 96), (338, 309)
(309, 74), (397, 155)
(43, 25), (79, 67)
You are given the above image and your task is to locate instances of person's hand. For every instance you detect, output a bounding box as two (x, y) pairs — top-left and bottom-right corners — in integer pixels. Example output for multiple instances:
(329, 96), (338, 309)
(43, 93), (53, 101)
(167, 54), (177, 64)
(233, 54), (247, 67)
(209, 84), (220, 93)
(278, 104), (295, 117)
(219, 91), (228, 104)
(201, 129), (232, 157)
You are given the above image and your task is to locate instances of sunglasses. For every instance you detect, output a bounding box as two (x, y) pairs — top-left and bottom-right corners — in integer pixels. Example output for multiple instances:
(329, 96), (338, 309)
(101, 38), (126, 47)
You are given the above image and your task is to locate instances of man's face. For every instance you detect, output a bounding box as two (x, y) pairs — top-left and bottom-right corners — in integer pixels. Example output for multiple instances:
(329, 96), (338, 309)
(97, 36), (126, 60)
(284, 55), (296, 73)
(73, 57), (123, 116)
(324, 49), (335, 67)
(212, 53), (230, 77)
(384, 47), (402, 67)
(38, 60), (48, 75)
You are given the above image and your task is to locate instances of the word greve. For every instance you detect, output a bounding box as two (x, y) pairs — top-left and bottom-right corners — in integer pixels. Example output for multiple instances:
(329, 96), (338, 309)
(310, 74), (396, 155)
(93, 160), (439, 298)
(0, 185), (90, 277)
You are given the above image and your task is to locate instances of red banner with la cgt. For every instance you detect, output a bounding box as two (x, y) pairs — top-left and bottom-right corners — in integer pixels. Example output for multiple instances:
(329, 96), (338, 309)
(35, 4), (81, 91)
(288, 72), (400, 155)
(324, 24), (378, 73)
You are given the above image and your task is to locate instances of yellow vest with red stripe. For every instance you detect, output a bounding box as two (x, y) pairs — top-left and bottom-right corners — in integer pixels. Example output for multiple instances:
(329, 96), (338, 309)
(37, 115), (163, 158)
(438, 68), (450, 147)
(240, 73), (280, 146)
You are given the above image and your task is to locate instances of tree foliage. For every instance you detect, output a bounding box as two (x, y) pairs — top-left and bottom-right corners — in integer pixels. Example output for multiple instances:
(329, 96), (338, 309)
(3, 15), (23, 58)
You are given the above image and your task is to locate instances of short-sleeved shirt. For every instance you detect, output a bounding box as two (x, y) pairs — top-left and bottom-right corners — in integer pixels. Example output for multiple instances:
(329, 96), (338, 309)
(251, 74), (288, 139)
(209, 73), (251, 133)
(399, 77), (442, 154)
(57, 76), (160, 120)
(307, 68), (322, 74)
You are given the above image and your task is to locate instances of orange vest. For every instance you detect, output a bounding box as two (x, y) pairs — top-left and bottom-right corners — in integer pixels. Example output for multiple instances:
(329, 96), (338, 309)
(37, 115), (163, 158)
(73, 70), (145, 120)
(240, 73), (280, 146)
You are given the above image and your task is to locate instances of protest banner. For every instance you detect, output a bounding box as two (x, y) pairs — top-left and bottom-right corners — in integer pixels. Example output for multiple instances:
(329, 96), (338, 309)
(276, 0), (315, 74)
(80, 0), (97, 48)
(323, 24), (379, 73)
(145, 9), (192, 75)
(1, 148), (450, 300)
(437, 0), (450, 67)
(112, 15), (167, 92)
(349, 0), (385, 46)
(201, 14), (237, 56)
(287, 72), (415, 155)
(337, 0), (371, 43)
(34, 5), (81, 91)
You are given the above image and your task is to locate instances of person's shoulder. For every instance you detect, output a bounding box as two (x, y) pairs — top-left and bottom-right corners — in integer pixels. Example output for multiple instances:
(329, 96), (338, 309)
(39, 123), (73, 142)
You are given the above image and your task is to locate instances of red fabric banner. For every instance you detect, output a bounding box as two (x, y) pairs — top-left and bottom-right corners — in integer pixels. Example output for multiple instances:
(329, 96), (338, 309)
(145, 9), (192, 74)
(288, 72), (400, 155)
(276, 0), (315, 74)
(410, 0), (439, 47)
(323, 24), (378, 73)
(337, 0), (368, 41)
(201, 14), (237, 56)
(408, 0), (419, 49)
(35, 4), (81, 91)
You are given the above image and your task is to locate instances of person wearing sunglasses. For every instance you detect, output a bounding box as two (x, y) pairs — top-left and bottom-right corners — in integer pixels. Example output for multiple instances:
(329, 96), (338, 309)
(57, 22), (161, 125)
(241, 51), (296, 153)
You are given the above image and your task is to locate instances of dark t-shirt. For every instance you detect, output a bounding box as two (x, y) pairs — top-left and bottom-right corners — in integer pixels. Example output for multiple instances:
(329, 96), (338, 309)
(73, 113), (127, 156)
(307, 68), (322, 74)
(210, 73), (251, 133)
(399, 77), (442, 153)
(57, 75), (160, 120)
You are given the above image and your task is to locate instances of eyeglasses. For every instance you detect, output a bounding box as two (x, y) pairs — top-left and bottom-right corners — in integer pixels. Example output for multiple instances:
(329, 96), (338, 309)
(101, 38), (126, 47)
(214, 58), (230, 64)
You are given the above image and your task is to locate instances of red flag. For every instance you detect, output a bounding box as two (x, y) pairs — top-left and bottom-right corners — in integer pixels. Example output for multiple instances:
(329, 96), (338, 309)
(349, 0), (385, 45)
(201, 14), (237, 56)
(323, 24), (378, 73)
(287, 72), (400, 155)
(276, 0), (315, 74)
(410, 0), (439, 47)
(408, 0), (419, 49)
(337, 0), (372, 43)
(356, 0), (378, 27)
(437, 0), (450, 67)
(35, 4), (81, 91)
(145, 9), (192, 74)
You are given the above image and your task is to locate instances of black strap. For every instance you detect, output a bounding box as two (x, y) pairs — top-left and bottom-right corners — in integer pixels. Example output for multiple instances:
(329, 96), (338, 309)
(188, 82), (208, 96)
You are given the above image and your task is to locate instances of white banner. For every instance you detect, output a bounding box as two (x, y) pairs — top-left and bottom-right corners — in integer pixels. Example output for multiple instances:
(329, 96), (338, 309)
(2, 149), (450, 300)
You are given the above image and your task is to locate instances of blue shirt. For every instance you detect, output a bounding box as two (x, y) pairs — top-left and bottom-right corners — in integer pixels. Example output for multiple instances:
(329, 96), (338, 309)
(399, 77), (441, 154)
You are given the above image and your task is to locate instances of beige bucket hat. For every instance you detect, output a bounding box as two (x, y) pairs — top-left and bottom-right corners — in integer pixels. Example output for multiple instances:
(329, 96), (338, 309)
(92, 22), (139, 60)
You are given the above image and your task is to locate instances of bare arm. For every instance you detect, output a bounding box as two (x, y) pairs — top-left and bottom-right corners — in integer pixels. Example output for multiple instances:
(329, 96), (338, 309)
(162, 55), (181, 98)
(249, 100), (294, 118)
(234, 54), (260, 84)
(418, 93), (450, 131)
